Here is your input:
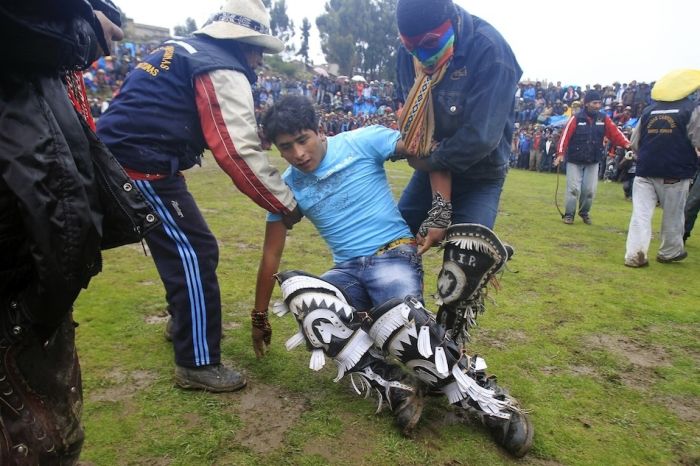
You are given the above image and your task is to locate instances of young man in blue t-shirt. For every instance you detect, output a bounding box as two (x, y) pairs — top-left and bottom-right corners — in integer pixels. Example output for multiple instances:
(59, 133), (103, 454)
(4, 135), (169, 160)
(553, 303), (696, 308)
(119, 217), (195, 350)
(250, 96), (532, 456)
(252, 94), (426, 435)
(252, 95), (423, 347)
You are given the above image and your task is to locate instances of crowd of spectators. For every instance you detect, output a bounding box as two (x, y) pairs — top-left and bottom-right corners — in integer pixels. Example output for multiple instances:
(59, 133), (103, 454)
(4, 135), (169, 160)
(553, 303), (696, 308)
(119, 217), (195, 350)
(84, 39), (401, 133)
(509, 80), (649, 200)
(252, 74), (399, 135)
(83, 37), (652, 194)
(514, 80), (652, 128)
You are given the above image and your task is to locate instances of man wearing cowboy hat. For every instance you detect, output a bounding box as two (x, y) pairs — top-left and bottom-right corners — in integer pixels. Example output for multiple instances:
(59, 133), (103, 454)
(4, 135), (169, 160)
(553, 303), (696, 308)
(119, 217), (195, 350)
(97, 0), (301, 392)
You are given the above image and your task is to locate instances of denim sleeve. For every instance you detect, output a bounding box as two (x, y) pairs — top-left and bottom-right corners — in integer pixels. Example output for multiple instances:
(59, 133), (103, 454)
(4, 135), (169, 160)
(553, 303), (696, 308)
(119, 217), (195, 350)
(428, 60), (519, 173)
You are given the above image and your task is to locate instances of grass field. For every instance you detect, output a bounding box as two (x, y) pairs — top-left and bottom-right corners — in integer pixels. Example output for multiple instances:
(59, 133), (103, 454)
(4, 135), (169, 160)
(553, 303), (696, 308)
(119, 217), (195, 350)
(75, 152), (699, 465)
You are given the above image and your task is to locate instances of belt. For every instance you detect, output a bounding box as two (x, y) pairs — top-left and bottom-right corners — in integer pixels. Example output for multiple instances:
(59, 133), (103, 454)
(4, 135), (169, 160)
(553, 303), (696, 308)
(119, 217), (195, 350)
(376, 237), (416, 255)
(125, 168), (172, 181)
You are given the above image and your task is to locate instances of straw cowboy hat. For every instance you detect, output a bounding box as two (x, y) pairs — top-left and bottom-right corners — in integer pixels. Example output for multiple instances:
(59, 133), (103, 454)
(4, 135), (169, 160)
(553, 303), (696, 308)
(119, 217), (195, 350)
(194, 0), (284, 54)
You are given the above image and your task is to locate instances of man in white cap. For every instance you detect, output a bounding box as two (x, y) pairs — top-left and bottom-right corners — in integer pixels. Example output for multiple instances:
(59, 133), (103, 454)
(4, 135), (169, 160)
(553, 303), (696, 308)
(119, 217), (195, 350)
(97, 0), (301, 392)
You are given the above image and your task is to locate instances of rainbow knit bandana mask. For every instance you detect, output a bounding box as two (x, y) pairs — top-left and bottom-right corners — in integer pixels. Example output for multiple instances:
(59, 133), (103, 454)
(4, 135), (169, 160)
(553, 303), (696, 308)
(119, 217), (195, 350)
(400, 19), (455, 72)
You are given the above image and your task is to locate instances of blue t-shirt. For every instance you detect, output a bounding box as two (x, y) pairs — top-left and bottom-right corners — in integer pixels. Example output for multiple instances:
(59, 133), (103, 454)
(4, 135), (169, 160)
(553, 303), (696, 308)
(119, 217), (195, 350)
(268, 125), (411, 264)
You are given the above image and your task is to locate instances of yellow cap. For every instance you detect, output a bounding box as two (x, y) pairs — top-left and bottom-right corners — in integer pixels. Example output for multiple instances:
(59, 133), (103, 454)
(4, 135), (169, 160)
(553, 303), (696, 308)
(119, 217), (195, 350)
(651, 69), (700, 102)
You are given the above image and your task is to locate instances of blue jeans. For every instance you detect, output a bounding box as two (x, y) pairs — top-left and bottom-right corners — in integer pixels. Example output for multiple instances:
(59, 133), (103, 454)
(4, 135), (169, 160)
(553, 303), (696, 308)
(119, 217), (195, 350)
(398, 170), (506, 231)
(321, 244), (423, 311)
(565, 162), (599, 217)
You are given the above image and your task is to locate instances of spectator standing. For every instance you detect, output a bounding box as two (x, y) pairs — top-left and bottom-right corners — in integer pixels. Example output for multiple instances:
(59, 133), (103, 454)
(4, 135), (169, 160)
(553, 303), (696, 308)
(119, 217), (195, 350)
(97, 0), (301, 392)
(529, 127), (543, 171)
(615, 82), (627, 102)
(603, 86), (616, 107)
(541, 128), (558, 172)
(556, 90), (631, 224)
(518, 130), (531, 169)
(624, 70), (700, 266)
(622, 81), (637, 109)
(617, 149), (637, 200)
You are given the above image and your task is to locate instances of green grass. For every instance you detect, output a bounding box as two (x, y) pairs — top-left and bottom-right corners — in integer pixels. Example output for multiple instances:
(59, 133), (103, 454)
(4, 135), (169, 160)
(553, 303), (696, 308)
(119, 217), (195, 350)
(75, 153), (699, 465)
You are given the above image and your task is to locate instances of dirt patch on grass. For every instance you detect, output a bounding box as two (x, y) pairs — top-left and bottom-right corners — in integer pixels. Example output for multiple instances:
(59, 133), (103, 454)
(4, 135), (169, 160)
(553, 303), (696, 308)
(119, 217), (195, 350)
(223, 321), (242, 331)
(540, 365), (596, 377)
(660, 396), (700, 422)
(586, 335), (671, 369)
(584, 334), (674, 391)
(560, 242), (587, 250)
(475, 328), (528, 350)
(601, 226), (627, 236)
(229, 381), (308, 453)
(302, 411), (379, 464)
(145, 315), (169, 325)
(88, 369), (158, 403)
(138, 280), (159, 286)
(569, 365), (597, 377)
(181, 412), (204, 430)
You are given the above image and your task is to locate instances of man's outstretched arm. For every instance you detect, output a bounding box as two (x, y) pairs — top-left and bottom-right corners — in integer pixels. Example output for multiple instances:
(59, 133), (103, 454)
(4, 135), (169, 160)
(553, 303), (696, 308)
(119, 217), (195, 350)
(252, 220), (288, 358)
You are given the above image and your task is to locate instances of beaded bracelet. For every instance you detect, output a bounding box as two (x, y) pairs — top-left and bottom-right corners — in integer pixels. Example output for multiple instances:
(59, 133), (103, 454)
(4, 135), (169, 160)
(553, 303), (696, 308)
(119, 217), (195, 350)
(251, 309), (270, 329)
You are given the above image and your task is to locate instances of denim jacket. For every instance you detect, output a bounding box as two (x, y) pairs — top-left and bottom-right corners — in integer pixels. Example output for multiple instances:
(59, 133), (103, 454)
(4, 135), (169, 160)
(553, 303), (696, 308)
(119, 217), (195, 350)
(396, 6), (522, 179)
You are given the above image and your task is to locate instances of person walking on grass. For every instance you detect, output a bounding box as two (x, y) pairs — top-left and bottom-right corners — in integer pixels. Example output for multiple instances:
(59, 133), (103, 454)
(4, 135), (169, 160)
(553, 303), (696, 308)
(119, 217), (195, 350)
(555, 90), (631, 225)
(624, 70), (700, 267)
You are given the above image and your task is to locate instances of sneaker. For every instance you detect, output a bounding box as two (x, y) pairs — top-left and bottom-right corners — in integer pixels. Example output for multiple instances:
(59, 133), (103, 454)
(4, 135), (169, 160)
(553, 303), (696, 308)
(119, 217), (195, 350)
(579, 213), (592, 225)
(624, 251), (649, 268)
(656, 251), (688, 263)
(562, 215), (574, 224)
(174, 364), (247, 392)
(164, 316), (174, 342)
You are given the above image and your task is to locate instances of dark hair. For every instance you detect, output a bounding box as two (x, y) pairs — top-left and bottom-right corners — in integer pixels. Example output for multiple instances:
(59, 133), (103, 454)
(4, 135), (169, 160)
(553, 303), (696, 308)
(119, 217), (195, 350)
(262, 95), (319, 143)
